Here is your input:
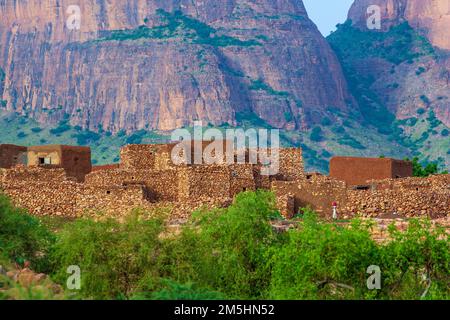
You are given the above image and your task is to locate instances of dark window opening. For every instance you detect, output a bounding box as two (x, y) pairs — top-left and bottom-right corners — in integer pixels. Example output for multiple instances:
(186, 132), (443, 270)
(106, 190), (111, 195)
(353, 185), (370, 191)
(39, 157), (51, 165)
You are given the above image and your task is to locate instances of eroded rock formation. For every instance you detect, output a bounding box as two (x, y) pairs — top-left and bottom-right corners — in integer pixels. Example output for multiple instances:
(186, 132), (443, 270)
(0, 0), (354, 132)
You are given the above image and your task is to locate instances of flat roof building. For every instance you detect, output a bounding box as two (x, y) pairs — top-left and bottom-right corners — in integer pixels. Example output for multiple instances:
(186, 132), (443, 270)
(330, 156), (413, 186)
(27, 145), (92, 182)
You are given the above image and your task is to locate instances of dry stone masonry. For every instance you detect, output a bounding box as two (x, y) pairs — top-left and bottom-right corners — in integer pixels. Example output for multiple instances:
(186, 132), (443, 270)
(0, 143), (448, 221)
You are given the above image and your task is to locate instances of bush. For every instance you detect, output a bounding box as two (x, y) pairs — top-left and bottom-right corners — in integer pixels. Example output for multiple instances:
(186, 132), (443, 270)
(17, 132), (27, 139)
(269, 212), (379, 299)
(73, 131), (101, 145)
(380, 219), (449, 299)
(132, 279), (224, 300)
(51, 212), (164, 299)
(269, 212), (449, 300)
(321, 117), (332, 126)
(407, 157), (447, 177)
(417, 108), (426, 115)
(310, 126), (324, 142)
(0, 195), (54, 272)
(50, 121), (71, 135)
(126, 130), (147, 145)
(157, 191), (281, 299)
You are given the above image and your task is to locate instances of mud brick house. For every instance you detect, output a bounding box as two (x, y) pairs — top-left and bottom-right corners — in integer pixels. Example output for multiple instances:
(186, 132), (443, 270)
(27, 145), (92, 182)
(329, 157), (413, 186)
(0, 144), (27, 168)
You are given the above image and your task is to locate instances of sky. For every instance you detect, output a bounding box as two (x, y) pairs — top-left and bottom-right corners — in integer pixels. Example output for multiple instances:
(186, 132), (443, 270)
(303, 0), (355, 36)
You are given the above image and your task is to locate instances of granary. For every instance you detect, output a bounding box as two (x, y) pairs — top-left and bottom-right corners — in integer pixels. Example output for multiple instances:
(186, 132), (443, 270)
(329, 156), (413, 186)
(26, 145), (92, 182)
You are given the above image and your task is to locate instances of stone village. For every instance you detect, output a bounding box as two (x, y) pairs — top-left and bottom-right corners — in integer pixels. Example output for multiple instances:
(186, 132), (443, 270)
(0, 142), (448, 222)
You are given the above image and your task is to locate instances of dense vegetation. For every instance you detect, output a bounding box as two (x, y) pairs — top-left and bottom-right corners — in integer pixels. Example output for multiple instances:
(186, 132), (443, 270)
(408, 157), (449, 177)
(0, 192), (448, 300)
(98, 9), (261, 47)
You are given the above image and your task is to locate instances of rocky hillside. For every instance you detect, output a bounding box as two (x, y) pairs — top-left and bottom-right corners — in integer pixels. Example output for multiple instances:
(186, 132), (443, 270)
(0, 0), (353, 133)
(348, 0), (450, 50)
(328, 0), (450, 168)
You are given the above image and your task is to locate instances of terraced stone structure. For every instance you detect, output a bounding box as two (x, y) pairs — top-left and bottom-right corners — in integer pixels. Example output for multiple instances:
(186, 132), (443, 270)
(0, 143), (448, 221)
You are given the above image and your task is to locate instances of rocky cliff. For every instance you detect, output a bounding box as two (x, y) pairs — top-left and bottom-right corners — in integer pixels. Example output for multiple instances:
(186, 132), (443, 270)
(328, 0), (450, 168)
(0, 0), (354, 132)
(348, 0), (450, 50)
(345, 0), (450, 128)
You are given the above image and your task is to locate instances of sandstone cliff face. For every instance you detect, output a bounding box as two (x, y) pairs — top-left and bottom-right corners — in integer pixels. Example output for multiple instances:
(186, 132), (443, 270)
(346, 0), (450, 128)
(0, 0), (353, 132)
(348, 0), (450, 50)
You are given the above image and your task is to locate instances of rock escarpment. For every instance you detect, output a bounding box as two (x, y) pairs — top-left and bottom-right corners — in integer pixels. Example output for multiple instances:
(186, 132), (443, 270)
(348, 0), (450, 50)
(342, 0), (450, 128)
(0, 0), (354, 132)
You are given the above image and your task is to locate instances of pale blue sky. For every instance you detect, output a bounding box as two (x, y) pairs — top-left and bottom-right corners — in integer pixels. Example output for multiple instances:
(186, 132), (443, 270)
(303, 0), (354, 36)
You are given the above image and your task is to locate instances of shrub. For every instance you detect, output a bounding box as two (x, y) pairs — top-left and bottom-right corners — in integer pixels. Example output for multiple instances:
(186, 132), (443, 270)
(441, 129), (449, 137)
(51, 212), (164, 300)
(321, 117), (332, 127)
(17, 132), (27, 139)
(31, 127), (43, 133)
(157, 191), (281, 299)
(126, 130), (147, 144)
(380, 219), (449, 299)
(50, 121), (71, 135)
(269, 212), (379, 299)
(310, 126), (324, 142)
(417, 108), (426, 115)
(132, 279), (224, 300)
(337, 135), (366, 150)
(0, 194), (54, 272)
(420, 95), (430, 106)
(406, 157), (447, 177)
(74, 131), (101, 145)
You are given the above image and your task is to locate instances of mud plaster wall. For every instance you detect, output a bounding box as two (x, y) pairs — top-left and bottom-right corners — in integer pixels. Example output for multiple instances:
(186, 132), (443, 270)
(330, 157), (413, 186)
(0, 145), (27, 169)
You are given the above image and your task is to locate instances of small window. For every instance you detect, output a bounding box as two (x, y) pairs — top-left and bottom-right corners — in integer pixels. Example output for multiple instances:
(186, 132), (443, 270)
(106, 190), (111, 195)
(39, 157), (52, 165)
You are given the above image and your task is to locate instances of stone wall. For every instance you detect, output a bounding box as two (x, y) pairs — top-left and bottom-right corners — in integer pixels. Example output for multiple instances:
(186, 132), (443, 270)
(344, 175), (450, 218)
(120, 144), (175, 171)
(272, 175), (348, 217)
(85, 169), (179, 201)
(273, 174), (450, 219)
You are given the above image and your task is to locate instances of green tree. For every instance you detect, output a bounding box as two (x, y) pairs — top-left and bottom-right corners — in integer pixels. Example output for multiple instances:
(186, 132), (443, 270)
(51, 212), (164, 299)
(0, 194), (54, 272)
(407, 157), (448, 177)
